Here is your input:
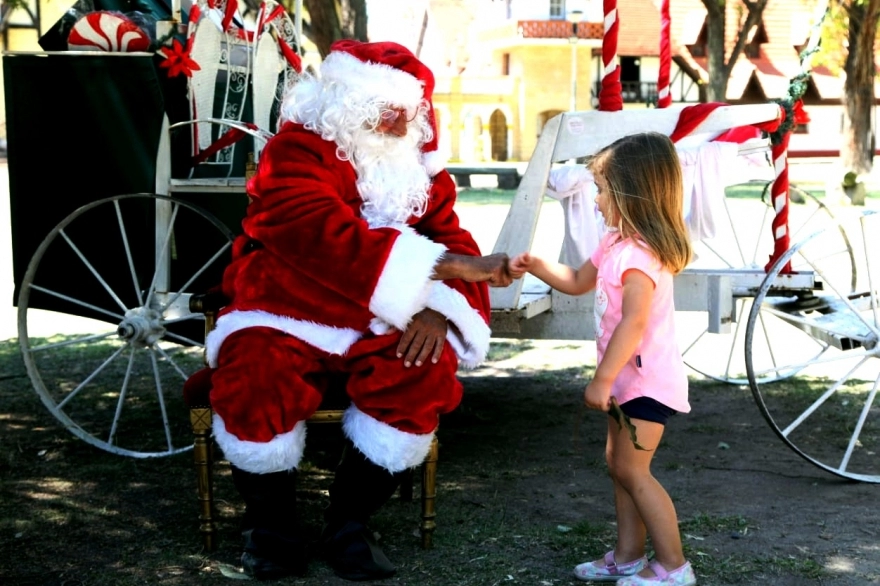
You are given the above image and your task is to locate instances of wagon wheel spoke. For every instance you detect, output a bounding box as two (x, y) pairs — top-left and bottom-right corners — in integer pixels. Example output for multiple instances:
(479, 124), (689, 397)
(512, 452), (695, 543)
(114, 199), (145, 307)
(60, 229), (130, 314)
(28, 284), (126, 323)
(160, 240), (233, 312)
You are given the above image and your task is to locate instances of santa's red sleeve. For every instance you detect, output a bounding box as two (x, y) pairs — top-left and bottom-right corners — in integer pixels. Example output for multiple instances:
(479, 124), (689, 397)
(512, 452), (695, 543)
(412, 170), (492, 368)
(241, 124), (447, 333)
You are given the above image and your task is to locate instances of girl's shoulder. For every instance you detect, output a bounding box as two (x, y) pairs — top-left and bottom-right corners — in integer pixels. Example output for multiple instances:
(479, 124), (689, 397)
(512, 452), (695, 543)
(616, 236), (664, 272)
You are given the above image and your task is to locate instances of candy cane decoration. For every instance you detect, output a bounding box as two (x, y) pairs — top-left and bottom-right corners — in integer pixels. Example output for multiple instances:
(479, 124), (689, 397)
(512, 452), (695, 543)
(67, 12), (151, 52)
(765, 131), (792, 273)
(598, 0), (622, 111)
(763, 0), (828, 272)
(656, 0), (671, 108)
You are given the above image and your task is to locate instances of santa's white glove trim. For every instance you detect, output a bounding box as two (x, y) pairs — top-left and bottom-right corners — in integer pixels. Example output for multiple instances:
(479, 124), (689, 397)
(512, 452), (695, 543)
(369, 228), (446, 330)
(426, 283), (491, 368)
(205, 310), (362, 367)
(212, 414), (307, 474)
(342, 405), (435, 473)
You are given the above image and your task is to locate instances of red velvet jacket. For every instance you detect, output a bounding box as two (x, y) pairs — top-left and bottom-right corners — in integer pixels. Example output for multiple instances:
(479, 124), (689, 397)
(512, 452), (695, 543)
(204, 122), (492, 368)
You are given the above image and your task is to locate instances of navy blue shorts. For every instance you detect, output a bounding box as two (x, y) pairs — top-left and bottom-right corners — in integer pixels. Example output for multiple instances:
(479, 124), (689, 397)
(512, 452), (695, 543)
(615, 396), (676, 425)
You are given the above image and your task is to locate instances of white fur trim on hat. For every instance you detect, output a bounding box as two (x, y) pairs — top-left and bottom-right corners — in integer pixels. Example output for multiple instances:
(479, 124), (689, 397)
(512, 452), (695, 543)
(321, 50), (425, 108)
(426, 282), (491, 368)
(205, 310), (362, 367)
(342, 405), (435, 473)
(369, 227), (446, 330)
(213, 414), (307, 473)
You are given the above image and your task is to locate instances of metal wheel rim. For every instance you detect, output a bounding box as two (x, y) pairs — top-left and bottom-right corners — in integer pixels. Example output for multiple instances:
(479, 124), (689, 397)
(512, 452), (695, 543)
(17, 193), (235, 458)
(746, 212), (880, 483)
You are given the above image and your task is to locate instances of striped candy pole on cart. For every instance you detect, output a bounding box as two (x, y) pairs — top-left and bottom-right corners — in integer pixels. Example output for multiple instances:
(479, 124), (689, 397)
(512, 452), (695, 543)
(598, 0), (622, 112)
(656, 0), (672, 108)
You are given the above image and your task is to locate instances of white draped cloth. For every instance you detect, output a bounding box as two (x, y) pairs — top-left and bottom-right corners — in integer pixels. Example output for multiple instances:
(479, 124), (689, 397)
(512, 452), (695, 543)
(547, 138), (774, 265)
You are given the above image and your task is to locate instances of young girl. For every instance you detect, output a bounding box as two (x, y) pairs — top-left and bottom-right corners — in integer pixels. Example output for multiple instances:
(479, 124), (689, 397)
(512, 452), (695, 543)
(508, 132), (696, 586)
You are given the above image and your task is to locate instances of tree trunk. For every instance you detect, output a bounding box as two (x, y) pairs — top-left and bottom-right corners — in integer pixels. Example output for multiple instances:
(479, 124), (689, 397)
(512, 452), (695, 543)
(701, 1), (768, 103)
(704, 2), (727, 102)
(840, 0), (879, 175)
(300, 0), (368, 58)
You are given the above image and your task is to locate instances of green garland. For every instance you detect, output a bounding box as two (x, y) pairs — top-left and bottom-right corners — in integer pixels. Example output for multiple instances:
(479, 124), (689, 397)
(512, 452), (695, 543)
(767, 43), (820, 145)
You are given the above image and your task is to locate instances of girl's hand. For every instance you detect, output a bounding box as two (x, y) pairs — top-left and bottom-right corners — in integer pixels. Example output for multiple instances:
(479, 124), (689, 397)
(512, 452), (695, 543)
(508, 252), (533, 279)
(584, 379), (612, 412)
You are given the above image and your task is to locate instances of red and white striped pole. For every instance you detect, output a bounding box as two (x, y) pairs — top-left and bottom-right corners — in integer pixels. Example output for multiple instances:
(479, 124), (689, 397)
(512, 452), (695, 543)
(657, 0), (671, 108)
(765, 130), (792, 274)
(598, 0), (622, 111)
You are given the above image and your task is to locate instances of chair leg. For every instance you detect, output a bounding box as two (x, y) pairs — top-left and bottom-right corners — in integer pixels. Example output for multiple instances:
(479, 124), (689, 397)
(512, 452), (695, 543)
(420, 436), (438, 549)
(191, 407), (217, 552)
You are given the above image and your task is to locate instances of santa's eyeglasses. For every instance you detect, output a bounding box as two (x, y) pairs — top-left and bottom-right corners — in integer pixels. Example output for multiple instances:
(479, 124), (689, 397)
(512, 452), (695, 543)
(379, 107), (418, 125)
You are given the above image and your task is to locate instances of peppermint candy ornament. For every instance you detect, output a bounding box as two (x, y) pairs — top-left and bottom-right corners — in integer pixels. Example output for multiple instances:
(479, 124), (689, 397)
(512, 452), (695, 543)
(67, 12), (151, 52)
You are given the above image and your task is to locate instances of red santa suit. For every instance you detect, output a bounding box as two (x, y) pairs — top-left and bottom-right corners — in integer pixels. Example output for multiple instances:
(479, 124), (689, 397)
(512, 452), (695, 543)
(204, 42), (492, 475)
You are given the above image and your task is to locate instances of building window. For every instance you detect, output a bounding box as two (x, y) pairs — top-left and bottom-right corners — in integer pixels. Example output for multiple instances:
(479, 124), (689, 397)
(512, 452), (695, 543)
(502, 53), (510, 76)
(550, 0), (565, 19)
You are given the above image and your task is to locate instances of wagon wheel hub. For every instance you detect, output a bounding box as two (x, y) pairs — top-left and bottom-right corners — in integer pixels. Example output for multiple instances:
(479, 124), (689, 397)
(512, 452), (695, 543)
(117, 307), (166, 346)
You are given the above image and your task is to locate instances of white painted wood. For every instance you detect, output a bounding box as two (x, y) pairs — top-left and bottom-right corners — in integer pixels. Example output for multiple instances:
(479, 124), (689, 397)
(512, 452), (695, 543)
(551, 104), (781, 162)
(490, 115), (560, 310)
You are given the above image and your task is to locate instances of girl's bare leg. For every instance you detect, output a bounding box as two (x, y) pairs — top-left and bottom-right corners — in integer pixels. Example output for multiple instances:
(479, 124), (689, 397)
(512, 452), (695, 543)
(606, 418), (648, 563)
(608, 417), (686, 576)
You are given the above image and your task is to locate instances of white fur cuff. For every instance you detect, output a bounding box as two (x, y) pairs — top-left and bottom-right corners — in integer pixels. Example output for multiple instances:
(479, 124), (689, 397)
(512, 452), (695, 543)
(427, 283), (491, 368)
(205, 310), (363, 367)
(369, 229), (446, 330)
(342, 406), (435, 473)
(213, 414), (307, 473)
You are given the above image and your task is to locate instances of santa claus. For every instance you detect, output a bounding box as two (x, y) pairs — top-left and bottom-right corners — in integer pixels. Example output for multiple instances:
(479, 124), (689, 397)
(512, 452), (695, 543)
(199, 39), (511, 580)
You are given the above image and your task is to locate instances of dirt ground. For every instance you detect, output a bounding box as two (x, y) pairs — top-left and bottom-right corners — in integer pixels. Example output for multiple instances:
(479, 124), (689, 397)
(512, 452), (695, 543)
(1, 336), (879, 586)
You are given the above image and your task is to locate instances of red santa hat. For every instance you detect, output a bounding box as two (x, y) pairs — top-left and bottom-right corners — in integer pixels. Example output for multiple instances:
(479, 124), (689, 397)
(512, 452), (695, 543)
(322, 40), (444, 175)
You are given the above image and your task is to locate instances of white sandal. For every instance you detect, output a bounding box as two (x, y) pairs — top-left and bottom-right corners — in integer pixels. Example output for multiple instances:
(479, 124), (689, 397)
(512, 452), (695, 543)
(573, 550), (649, 582)
(617, 560), (696, 586)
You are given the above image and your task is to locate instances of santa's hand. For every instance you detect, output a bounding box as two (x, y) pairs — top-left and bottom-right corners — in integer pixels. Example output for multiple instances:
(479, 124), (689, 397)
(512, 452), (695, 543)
(397, 308), (448, 367)
(432, 253), (512, 286)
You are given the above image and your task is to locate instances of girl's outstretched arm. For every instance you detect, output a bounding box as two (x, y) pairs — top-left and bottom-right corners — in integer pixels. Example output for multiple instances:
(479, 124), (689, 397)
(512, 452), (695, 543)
(509, 252), (597, 296)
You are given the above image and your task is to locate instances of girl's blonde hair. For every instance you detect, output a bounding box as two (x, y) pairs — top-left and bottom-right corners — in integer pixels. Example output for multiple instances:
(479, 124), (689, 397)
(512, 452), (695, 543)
(588, 132), (692, 274)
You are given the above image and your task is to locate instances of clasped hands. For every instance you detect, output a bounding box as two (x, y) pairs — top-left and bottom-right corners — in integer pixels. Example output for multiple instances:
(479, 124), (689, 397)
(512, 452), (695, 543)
(431, 251), (534, 288)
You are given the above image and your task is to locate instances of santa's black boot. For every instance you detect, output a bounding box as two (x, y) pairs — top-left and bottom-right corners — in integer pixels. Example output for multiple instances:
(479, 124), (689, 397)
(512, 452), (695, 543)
(231, 466), (308, 580)
(321, 442), (405, 581)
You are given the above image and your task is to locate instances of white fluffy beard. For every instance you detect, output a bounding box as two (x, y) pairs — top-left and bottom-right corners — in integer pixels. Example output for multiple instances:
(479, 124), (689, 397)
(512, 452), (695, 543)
(345, 124), (431, 228)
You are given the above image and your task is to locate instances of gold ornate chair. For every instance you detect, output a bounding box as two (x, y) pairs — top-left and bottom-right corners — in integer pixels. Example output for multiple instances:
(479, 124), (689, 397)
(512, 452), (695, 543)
(183, 292), (439, 553)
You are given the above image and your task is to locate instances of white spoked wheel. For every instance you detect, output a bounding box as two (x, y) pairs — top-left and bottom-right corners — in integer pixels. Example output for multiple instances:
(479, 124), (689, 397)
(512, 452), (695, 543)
(679, 184), (856, 384)
(746, 210), (880, 483)
(17, 193), (236, 458)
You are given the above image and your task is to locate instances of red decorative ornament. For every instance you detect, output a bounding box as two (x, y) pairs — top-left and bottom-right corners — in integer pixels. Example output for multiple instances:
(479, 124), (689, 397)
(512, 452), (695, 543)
(159, 38), (202, 78)
(67, 12), (151, 52)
